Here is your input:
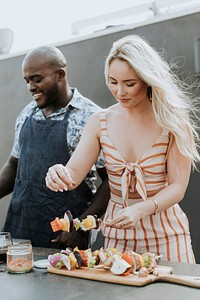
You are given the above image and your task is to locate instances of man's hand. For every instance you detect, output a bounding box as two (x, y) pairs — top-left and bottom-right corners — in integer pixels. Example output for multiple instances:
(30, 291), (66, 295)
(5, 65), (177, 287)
(52, 230), (89, 250)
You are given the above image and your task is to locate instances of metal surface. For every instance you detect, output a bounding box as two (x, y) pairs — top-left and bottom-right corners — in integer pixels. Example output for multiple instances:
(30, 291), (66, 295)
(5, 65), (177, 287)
(0, 247), (200, 300)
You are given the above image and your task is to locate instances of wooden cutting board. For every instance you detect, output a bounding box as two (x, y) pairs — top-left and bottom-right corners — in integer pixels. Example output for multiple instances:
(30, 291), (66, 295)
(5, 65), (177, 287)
(48, 265), (200, 288)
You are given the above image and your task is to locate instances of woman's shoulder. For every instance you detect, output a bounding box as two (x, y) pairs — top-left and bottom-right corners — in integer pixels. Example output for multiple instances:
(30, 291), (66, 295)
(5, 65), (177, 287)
(85, 104), (120, 126)
(99, 104), (119, 115)
(89, 104), (116, 116)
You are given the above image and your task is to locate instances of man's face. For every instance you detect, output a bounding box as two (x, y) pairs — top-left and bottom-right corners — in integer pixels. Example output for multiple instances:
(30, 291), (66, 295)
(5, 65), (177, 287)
(23, 58), (60, 109)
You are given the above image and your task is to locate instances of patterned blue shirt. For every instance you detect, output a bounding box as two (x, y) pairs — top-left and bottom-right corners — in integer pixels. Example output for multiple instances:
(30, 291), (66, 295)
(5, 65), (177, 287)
(11, 88), (105, 192)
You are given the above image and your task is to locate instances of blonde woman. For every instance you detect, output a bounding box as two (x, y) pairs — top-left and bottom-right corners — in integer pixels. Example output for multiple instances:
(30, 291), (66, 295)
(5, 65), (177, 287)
(46, 35), (199, 263)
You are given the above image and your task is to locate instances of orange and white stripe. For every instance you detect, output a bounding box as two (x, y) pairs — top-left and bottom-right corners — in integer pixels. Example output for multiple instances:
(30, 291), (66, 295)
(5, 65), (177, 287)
(99, 110), (195, 263)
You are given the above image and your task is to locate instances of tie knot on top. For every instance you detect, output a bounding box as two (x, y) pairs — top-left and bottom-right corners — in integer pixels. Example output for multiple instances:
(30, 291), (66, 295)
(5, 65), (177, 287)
(121, 162), (147, 205)
(126, 162), (137, 173)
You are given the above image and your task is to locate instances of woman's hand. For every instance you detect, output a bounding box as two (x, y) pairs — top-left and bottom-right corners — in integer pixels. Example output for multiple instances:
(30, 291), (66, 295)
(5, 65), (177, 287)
(45, 164), (76, 192)
(106, 203), (143, 229)
(105, 200), (155, 229)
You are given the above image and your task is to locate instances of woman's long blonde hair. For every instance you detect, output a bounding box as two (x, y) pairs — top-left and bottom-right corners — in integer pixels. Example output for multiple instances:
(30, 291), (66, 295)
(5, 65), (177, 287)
(104, 35), (200, 169)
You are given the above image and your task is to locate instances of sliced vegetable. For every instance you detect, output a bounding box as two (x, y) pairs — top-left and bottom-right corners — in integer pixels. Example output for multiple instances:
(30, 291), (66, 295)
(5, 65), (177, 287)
(128, 251), (144, 271)
(48, 254), (63, 268)
(74, 251), (84, 268)
(68, 252), (78, 269)
(80, 215), (98, 231)
(121, 253), (133, 276)
(48, 247), (163, 278)
(50, 217), (63, 232)
(138, 266), (149, 277)
(142, 252), (157, 272)
(73, 218), (81, 231)
(110, 255), (131, 275)
(60, 254), (71, 270)
(79, 250), (88, 267)
(63, 210), (73, 232)
(50, 211), (101, 233)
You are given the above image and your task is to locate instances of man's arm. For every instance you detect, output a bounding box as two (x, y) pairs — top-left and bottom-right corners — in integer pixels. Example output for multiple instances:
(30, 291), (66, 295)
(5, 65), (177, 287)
(79, 167), (110, 219)
(0, 156), (18, 199)
(57, 167), (110, 249)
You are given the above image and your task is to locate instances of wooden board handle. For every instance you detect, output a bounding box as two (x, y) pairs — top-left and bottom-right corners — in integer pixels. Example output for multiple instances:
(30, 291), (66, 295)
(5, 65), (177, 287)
(158, 274), (200, 288)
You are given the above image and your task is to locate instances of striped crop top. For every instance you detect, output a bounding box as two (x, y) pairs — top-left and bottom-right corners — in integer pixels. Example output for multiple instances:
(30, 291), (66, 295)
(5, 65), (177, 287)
(99, 110), (171, 206)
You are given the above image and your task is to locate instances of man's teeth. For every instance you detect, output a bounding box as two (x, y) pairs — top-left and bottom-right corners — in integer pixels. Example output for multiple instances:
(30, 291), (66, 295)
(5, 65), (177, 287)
(33, 93), (42, 100)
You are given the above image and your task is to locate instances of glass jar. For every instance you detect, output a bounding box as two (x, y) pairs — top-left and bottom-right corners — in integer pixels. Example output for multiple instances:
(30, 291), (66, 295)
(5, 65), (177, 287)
(7, 244), (33, 273)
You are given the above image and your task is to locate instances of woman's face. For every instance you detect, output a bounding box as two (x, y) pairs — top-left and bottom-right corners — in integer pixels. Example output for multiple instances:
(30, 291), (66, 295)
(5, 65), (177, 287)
(107, 58), (149, 108)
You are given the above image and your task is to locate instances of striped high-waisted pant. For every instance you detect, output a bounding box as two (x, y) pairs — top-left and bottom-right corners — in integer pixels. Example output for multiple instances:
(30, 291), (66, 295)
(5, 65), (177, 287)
(102, 194), (195, 263)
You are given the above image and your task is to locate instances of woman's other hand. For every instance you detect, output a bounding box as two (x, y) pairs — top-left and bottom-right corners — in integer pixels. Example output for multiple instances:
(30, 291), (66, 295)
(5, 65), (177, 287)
(105, 200), (155, 229)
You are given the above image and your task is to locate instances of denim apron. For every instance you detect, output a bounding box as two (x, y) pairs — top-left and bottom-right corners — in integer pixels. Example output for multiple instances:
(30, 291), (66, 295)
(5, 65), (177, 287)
(3, 107), (92, 247)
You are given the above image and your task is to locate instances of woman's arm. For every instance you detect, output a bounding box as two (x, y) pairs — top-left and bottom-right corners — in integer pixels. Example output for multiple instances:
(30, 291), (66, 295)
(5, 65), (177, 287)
(149, 136), (191, 212)
(45, 112), (101, 192)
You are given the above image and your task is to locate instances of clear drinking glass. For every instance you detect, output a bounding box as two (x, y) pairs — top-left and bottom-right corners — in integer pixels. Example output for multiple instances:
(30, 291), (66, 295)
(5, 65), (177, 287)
(0, 232), (13, 264)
